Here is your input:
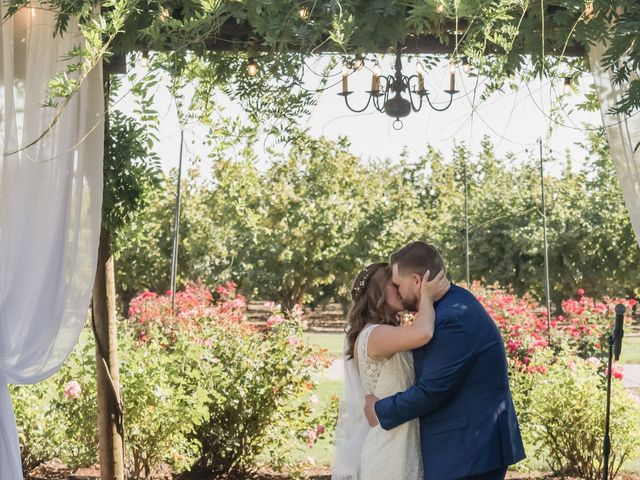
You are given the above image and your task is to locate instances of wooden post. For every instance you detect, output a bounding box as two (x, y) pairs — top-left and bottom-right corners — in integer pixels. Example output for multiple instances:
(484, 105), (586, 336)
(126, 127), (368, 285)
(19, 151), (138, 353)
(92, 65), (125, 480)
(92, 227), (125, 480)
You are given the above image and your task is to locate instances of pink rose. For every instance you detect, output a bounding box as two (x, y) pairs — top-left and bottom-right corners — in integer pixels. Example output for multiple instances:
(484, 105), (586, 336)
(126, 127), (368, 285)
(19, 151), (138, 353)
(608, 362), (624, 380)
(586, 357), (601, 368)
(307, 428), (317, 448)
(266, 315), (285, 328)
(63, 380), (82, 399)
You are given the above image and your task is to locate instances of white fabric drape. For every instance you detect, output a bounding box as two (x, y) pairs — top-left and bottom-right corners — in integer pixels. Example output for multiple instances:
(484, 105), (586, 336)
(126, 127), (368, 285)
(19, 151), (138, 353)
(589, 42), (640, 246)
(0, 4), (103, 479)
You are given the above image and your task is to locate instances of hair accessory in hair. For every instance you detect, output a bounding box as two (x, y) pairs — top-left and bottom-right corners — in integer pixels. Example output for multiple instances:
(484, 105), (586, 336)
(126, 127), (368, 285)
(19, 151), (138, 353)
(351, 266), (374, 301)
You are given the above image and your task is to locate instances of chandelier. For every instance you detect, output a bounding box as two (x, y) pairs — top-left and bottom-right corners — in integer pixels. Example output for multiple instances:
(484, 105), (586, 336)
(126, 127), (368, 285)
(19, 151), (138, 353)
(338, 47), (461, 129)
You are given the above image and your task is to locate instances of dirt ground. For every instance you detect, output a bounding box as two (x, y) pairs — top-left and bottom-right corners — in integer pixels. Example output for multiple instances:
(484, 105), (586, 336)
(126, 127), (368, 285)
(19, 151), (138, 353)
(26, 460), (640, 480)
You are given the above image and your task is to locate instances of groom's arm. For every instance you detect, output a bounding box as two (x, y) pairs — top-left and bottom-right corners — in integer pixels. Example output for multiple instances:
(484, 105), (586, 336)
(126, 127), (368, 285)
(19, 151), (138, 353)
(373, 316), (479, 430)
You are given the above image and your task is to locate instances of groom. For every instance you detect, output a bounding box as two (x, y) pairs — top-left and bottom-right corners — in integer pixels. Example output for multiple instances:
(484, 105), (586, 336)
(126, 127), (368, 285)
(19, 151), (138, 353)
(364, 241), (525, 480)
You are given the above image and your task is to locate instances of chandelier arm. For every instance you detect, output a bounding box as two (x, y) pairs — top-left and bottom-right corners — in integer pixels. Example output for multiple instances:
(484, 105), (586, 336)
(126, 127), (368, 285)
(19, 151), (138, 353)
(373, 76), (393, 113)
(423, 92), (455, 112)
(341, 93), (374, 113)
(380, 87), (391, 113)
(372, 94), (384, 112)
(405, 76), (424, 112)
(409, 92), (424, 112)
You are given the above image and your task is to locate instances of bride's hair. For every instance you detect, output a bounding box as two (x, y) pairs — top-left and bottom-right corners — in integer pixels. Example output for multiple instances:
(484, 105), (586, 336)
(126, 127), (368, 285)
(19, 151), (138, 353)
(345, 262), (400, 359)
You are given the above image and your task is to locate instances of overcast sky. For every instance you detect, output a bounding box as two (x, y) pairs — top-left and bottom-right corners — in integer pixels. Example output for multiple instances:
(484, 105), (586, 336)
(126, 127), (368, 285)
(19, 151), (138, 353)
(117, 54), (602, 178)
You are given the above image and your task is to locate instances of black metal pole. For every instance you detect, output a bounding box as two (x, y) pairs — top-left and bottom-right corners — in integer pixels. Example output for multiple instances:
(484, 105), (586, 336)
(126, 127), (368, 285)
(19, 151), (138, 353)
(170, 131), (184, 312)
(602, 332), (613, 480)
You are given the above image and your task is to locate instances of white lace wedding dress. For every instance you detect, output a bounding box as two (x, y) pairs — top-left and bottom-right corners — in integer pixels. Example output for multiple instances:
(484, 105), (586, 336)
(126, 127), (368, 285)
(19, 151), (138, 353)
(332, 324), (423, 480)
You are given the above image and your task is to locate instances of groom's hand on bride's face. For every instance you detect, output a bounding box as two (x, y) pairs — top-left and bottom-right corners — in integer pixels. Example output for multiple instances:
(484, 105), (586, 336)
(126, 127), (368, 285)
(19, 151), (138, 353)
(364, 395), (380, 427)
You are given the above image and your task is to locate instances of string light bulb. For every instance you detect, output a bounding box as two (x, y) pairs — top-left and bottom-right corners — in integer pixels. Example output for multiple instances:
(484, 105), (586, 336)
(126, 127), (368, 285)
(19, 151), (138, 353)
(247, 58), (258, 77)
(298, 6), (309, 20)
(584, 1), (594, 17)
(436, 3), (445, 14)
(141, 50), (149, 68)
(563, 77), (572, 94)
(159, 7), (171, 20)
(462, 56), (470, 74)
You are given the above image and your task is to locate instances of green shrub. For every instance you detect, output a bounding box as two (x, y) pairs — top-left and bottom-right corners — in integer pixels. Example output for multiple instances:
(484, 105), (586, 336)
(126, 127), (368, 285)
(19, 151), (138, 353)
(187, 308), (330, 475)
(126, 283), (331, 476)
(11, 283), (330, 478)
(10, 379), (61, 471)
(118, 325), (212, 478)
(524, 352), (640, 479)
(10, 329), (99, 470)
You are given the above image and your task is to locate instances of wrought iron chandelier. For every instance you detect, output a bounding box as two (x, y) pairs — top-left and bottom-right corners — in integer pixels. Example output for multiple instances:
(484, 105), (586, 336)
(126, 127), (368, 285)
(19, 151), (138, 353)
(338, 47), (461, 129)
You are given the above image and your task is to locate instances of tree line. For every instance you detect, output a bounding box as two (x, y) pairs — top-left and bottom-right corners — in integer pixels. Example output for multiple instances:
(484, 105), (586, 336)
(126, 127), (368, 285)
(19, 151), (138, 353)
(114, 129), (639, 311)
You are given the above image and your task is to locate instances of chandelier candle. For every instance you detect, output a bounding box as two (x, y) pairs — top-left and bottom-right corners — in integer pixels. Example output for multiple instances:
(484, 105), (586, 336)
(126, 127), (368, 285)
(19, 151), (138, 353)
(371, 63), (381, 92)
(342, 65), (350, 93)
(416, 61), (425, 93)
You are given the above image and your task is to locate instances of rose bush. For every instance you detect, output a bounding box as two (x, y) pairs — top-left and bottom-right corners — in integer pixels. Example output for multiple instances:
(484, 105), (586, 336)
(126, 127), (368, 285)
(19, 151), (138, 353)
(474, 283), (639, 478)
(10, 281), (638, 478)
(11, 282), (331, 477)
(474, 283), (636, 366)
(510, 350), (640, 479)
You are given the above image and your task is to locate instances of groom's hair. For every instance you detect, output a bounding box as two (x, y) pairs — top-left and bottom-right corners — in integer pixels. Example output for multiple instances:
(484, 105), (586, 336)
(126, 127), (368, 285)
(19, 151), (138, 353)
(389, 241), (445, 280)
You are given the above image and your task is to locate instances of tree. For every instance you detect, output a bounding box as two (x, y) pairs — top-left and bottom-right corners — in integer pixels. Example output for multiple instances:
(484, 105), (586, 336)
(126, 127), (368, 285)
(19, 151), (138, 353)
(434, 135), (639, 305)
(92, 74), (161, 479)
(116, 130), (639, 308)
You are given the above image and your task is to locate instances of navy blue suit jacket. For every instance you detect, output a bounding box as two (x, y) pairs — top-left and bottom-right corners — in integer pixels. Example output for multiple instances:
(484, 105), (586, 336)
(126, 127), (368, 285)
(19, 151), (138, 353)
(374, 285), (525, 479)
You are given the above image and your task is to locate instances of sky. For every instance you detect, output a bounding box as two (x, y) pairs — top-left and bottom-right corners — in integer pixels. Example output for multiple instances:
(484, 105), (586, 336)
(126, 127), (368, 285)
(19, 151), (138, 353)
(116, 54), (602, 178)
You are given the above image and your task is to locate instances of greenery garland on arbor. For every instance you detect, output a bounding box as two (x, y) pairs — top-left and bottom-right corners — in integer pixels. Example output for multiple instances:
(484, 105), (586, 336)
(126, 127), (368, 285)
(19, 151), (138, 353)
(3, 0), (640, 124)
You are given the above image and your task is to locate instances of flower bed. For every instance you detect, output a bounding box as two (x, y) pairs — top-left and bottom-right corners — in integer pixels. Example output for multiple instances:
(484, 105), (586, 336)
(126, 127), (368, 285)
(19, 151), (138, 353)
(12, 283), (333, 478)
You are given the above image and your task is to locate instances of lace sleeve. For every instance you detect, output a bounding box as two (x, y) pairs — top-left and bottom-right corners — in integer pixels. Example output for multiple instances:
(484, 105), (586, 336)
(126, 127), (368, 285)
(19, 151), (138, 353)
(356, 324), (386, 395)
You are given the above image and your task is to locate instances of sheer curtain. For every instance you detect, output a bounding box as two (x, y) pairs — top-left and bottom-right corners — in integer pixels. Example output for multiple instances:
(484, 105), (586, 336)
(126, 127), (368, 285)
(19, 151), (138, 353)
(589, 42), (640, 246)
(0, 4), (103, 479)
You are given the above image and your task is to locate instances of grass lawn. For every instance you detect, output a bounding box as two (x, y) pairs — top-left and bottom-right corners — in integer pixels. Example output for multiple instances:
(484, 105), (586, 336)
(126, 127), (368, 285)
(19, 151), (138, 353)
(304, 332), (344, 359)
(304, 332), (640, 365)
(621, 335), (640, 364)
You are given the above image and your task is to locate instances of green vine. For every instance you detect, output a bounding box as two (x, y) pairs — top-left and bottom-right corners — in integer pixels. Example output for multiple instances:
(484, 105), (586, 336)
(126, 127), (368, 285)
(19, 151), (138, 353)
(3, 0), (640, 126)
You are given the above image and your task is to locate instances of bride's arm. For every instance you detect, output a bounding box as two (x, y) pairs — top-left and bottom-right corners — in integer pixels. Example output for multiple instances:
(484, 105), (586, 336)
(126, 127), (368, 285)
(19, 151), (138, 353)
(367, 270), (448, 359)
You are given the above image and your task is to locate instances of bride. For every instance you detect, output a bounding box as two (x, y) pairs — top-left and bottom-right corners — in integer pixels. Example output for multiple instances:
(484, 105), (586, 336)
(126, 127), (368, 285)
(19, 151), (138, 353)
(332, 262), (448, 480)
